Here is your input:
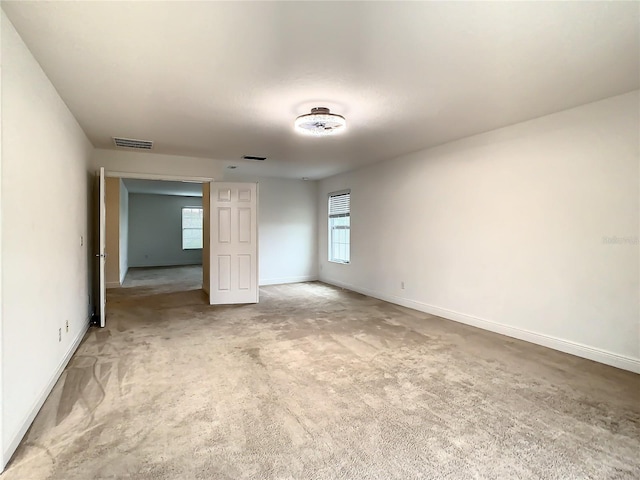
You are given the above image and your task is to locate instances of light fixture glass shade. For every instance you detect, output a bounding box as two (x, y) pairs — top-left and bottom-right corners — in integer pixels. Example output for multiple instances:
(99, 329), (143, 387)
(295, 107), (346, 136)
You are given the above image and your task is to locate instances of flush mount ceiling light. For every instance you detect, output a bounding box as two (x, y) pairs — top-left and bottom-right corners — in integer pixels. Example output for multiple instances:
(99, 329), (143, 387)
(294, 107), (346, 136)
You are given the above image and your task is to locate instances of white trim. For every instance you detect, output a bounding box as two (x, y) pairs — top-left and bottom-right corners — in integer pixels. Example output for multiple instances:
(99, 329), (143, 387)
(327, 188), (351, 198)
(0, 57), (4, 471)
(320, 278), (640, 374)
(105, 171), (214, 183)
(3, 319), (90, 467)
(260, 275), (318, 286)
(256, 183), (260, 302)
(119, 266), (128, 285)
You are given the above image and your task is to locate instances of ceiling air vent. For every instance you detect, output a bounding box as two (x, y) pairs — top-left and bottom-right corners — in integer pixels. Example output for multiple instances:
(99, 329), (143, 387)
(243, 155), (267, 161)
(113, 137), (153, 150)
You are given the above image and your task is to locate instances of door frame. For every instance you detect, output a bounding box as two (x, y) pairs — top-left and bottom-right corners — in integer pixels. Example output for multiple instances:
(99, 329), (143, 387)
(98, 167), (106, 327)
(105, 171), (214, 184)
(97, 170), (215, 325)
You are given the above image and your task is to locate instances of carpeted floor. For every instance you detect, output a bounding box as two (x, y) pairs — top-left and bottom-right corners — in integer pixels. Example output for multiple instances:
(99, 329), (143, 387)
(120, 265), (204, 290)
(3, 267), (639, 479)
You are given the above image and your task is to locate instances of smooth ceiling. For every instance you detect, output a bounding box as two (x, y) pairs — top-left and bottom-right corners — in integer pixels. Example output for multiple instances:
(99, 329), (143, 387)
(3, 1), (639, 179)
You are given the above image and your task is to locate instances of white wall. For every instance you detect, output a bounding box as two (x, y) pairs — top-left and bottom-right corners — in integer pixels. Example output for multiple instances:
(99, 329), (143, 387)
(226, 174), (318, 285)
(258, 177), (317, 285)
(94, 149), (318, 285)
(93, 149), (224, 180)
(128, 194), (203, 268)
(318, 91), (639, 373)
(0, 13), (4, 470)
(119, 179), (129, 283)
(1, 11), (94, 470)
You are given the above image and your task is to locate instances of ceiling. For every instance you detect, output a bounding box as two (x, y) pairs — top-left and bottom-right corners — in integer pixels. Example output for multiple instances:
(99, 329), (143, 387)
(122, 178), (202, 197)
(3, 2), (639, 180)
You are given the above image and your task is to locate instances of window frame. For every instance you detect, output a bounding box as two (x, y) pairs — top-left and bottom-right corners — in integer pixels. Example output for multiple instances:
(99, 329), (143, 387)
(328, 190), (351, 264)
(181, 206), (204, 250)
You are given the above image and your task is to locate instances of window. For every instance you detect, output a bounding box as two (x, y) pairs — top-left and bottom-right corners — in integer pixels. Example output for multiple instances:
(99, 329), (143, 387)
(182, 207), (203, 249)
(328, 190), (350, 263)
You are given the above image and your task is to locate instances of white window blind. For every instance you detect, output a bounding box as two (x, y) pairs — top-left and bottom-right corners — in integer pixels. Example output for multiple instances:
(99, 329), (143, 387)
(329, 192), (350, 217)
(328, 191), (350, 263)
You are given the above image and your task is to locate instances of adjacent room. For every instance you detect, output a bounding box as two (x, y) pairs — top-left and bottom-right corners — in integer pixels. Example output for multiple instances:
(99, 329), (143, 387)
(1, 1), (638, 479)
(105, 177), (206, 291)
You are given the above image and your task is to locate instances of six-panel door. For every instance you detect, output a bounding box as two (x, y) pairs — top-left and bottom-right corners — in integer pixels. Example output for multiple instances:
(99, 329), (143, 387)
(209, 183), (258, 304)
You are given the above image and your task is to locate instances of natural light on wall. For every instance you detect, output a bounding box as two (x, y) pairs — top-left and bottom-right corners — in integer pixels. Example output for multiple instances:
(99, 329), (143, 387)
(328, 190), (350, 263)
(182, 207), (203, 249)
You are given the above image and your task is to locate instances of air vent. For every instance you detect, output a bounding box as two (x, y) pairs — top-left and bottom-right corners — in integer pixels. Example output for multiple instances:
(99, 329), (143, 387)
(243, 155), (267, 161)
(113, 137), (153, 150)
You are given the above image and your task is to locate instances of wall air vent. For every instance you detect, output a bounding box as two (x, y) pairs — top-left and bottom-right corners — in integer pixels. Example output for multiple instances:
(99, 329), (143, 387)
(112, 137), (153, 150)
(243, 155), (267, 161)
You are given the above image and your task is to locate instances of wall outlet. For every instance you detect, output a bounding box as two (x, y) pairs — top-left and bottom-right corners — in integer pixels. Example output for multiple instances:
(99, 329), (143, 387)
(80, 235), (84, 247)
(401, 281), (405, 289)
(58, 328), (62, 342)
(66, 320), (69, 333)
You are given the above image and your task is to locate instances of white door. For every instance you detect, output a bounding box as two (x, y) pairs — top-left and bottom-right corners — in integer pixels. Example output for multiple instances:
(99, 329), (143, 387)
(98, 167), (106, 327)
(209, 182), (258, 304)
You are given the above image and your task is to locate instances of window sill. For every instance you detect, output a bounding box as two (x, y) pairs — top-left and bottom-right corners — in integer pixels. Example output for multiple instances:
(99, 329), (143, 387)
(328, 260), (350, 265)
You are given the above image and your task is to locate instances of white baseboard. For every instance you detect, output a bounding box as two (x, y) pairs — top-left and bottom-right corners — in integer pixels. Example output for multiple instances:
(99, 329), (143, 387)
(3, 319), (91, 469)
(320, 278), (640, 374)
(260, 275), (318, 286)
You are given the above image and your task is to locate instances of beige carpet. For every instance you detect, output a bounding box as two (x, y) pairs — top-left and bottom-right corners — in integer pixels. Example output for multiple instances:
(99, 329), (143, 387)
(120, 265), (204, 290)
(3, 268), (639, 479)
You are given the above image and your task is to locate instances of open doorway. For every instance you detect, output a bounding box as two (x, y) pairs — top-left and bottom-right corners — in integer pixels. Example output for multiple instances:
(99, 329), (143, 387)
(102, 173), (212, 297)
(96, 171), (258, 326)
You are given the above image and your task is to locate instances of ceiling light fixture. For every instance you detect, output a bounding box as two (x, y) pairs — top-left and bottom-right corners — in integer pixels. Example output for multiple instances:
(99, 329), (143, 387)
(295, 107), (346, 136)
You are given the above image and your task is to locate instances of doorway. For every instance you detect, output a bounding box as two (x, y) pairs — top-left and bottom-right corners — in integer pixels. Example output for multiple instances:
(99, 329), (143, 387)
(95, 171), (259, 325)
(105, 175), (210, 287)
(95, 172), (213, 324)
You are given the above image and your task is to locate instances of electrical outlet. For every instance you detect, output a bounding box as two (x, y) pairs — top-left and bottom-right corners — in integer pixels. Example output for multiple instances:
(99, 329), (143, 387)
(58, 328), (62, 342)
(66, 320), (69, 333)
(401, 281), (405, 289)
(80, 235), (84, 246)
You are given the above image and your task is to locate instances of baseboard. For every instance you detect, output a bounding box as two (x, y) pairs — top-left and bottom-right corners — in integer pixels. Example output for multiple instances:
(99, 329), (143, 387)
(3, 318), (91, 469)
(260, 275), (318, 286)
(119, 266), (128, 285)
(320, 278), (640, 374)
(128, 263), (203, 269)
(106, 281), (120, 289)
